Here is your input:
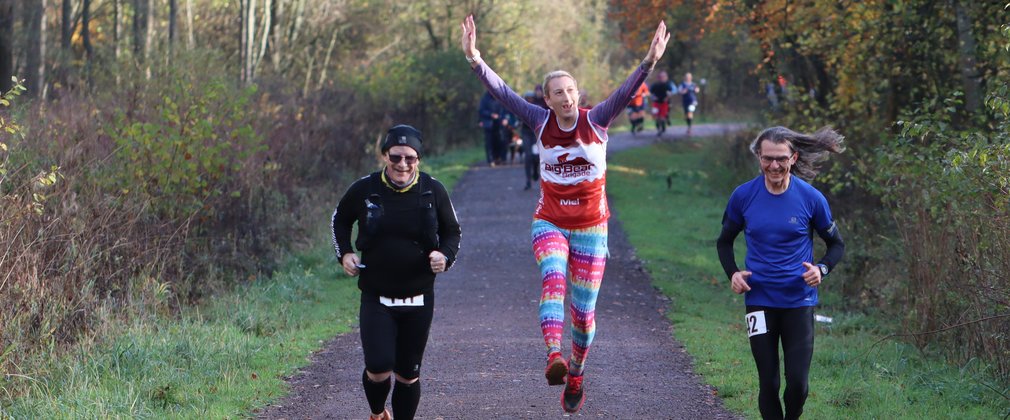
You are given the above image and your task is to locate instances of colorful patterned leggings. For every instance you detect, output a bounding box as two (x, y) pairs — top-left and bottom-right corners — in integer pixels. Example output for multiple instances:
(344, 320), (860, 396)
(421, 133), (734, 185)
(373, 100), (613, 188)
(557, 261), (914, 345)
(532, 218), (608, 377)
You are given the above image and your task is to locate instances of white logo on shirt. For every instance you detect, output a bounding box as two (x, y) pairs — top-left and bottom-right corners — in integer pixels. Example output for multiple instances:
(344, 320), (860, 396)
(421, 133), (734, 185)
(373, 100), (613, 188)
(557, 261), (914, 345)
(560, 199), (580, 206)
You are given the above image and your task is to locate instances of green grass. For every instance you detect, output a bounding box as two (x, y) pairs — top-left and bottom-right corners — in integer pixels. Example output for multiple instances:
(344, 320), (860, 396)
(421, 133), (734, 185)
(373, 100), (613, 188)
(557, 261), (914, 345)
(423, 145), (484, 188)
(608, 141), (1010, 419)
(3, 245), (355, 418)
(1, 145), (483, 419)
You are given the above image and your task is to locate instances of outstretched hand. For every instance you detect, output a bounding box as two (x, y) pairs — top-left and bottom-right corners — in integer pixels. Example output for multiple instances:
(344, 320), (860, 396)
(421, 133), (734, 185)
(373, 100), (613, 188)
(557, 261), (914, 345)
(460, 14), (480, 61)
(644, 21), (672, 65)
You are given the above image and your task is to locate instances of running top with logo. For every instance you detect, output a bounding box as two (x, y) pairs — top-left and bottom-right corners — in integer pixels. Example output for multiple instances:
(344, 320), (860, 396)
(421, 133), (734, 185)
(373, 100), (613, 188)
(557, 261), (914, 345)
(679, 81), (698, 106)
(723, 175), (834, 308)
(472, 61), (652, 229)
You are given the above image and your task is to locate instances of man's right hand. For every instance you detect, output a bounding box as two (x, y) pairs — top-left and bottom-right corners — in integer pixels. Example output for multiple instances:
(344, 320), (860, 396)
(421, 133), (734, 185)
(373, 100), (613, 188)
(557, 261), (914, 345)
(731, 270), (752, 294)
(342, 253), (361, 276)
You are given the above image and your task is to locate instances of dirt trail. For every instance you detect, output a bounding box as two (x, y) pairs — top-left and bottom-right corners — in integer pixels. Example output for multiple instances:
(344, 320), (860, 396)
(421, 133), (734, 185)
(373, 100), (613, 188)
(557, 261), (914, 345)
(258, 124), (745, 419)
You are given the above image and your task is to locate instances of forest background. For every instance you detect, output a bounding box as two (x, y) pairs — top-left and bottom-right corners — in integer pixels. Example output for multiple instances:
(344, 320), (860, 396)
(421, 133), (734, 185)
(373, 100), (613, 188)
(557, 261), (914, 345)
(1, 0), (1009, 407)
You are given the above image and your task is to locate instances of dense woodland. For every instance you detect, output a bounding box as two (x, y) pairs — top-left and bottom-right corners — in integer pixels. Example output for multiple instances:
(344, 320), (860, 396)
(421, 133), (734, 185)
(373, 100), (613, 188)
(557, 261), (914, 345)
(0, 0), (1008, 397)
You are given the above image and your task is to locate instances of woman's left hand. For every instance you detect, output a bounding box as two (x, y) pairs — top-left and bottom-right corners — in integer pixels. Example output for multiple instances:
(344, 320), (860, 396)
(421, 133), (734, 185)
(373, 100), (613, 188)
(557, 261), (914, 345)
(644, 20), (671, 65)
(460, 15), (480, 64)
(801, 262), (822, 287)
(429, 250), (449, 273)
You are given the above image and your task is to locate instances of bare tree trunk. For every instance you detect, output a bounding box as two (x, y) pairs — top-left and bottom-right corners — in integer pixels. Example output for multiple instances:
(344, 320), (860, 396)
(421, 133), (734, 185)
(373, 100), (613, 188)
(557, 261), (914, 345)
(113, 0), (120, 59)
(422, 20), (441, 51)
(185, 0), (192, 50)
(239, 0), (246, 82)
(0, 0), (12, 92)
(133, 0), (147, 59)
(269, 0), (282, 71)
(317, 28), (337, 90)
(82, 0), (92, 60)
(953, 0), (982, 114)
(252, 0), (271, 79)
(245, 0), (255, 83)
(143, 0), (152, 61)
(24, 0), (45, 97)
(302, 51), (313, 97)
(61, 0), (71, 50)
(168, 0), (177, 52)
(288, 0), (304, 51)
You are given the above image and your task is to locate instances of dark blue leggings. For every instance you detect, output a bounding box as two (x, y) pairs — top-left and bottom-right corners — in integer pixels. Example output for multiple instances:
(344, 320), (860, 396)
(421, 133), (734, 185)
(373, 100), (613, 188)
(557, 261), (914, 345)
(746, 306), (814, 420)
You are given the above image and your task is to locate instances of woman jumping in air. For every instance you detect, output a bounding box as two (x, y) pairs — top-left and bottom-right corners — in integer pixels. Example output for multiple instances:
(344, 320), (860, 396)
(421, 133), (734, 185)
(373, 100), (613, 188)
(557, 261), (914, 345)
(461, 14), (670, 414)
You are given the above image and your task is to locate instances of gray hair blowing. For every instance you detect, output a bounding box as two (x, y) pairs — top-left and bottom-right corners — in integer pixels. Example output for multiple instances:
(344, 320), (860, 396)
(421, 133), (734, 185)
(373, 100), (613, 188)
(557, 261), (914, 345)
(750, 126), (846, 180)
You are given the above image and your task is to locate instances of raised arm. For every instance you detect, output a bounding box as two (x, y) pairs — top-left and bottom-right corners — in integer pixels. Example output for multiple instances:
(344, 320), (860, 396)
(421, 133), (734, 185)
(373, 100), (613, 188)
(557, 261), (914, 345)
(590, 21), (671, 126)
(461, 14), (546, 128)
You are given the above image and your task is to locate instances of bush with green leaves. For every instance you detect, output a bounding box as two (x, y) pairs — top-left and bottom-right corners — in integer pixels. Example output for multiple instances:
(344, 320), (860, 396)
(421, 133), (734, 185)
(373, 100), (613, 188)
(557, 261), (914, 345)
(868, 71), (1010, 379)
(105, 76), (265, 221)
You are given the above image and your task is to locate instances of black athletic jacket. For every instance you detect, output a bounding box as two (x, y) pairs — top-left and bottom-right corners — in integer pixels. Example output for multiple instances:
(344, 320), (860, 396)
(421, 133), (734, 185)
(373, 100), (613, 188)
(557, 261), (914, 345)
(331, 171), (461, 298)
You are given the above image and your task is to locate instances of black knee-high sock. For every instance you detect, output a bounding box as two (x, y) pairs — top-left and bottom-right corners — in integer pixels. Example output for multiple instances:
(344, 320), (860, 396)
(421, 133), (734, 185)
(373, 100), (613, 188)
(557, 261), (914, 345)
(392, 379), (421, 420)
(687, 117), (693, 128)
(362, 370), (391, 415)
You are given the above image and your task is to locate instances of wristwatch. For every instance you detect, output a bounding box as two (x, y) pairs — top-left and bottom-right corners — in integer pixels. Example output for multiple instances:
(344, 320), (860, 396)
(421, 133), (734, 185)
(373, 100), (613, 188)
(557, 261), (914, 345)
(817, 263), (829, 277)
(466, 52), (481, 64)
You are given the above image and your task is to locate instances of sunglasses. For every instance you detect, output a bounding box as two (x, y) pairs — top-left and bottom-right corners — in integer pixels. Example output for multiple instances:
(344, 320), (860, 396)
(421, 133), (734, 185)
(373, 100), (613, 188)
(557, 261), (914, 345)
(388, 154), (419, 164)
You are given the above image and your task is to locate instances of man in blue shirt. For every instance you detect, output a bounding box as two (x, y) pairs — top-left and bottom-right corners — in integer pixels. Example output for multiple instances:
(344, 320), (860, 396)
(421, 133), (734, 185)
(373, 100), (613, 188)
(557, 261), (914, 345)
(716, 126), (846, 420)
(678, 72), (700, 136)
(478, 91), (505, 166)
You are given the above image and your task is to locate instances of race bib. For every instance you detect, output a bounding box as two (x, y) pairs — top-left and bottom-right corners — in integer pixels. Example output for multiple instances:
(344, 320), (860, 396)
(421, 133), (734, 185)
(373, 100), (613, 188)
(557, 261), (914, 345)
(745, 311), (768, 337)
(380, 295), (425, 307)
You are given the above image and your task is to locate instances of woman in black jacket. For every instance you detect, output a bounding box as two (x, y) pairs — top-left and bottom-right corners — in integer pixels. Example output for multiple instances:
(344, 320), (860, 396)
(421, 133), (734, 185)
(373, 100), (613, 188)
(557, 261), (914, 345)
(331, 124), (462, 420)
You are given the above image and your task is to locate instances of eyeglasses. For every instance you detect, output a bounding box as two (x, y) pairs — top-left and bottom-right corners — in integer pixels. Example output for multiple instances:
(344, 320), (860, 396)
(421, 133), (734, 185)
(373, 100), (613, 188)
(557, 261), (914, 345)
(388, 154), (419, 164)
(759, 155), (793, 165)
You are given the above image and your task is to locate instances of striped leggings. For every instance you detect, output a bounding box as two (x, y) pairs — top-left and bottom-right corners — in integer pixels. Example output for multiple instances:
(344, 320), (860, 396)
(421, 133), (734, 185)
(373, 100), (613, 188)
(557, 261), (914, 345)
(532, 218), (608, 377)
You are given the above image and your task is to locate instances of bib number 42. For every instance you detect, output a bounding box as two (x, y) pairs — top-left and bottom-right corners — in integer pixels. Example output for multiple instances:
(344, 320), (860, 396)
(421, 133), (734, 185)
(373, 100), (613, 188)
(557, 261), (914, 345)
(745, 311), (768, 337)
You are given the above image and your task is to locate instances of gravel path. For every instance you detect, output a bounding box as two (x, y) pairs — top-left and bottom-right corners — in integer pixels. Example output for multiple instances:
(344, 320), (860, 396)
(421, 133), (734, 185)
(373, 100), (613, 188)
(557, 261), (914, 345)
(258, 124), (745, 419)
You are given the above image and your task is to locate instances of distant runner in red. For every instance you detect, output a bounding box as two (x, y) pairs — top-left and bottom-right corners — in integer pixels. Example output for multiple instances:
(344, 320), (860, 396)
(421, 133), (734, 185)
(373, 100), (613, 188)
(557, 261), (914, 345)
(461, 14), (670, 414)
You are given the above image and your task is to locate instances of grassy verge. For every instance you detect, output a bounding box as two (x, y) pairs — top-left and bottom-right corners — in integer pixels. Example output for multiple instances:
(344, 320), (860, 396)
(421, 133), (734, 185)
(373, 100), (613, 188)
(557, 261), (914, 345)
(1, 146), (483, 418)
(607, 140), (1009, 418)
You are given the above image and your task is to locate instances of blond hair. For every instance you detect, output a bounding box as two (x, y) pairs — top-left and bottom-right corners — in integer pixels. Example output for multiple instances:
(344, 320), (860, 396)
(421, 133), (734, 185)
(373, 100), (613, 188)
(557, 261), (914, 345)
(542, 70), (577, 97)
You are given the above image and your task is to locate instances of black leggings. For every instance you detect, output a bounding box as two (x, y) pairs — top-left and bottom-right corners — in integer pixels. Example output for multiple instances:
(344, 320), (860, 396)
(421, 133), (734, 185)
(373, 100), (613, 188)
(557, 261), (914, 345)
(746, 306), (814, 420)
(360, 291), (434, 379)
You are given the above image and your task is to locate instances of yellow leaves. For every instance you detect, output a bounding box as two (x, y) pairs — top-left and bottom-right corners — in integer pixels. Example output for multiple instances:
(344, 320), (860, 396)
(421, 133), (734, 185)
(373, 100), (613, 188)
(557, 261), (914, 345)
(34, 166), (60, 188)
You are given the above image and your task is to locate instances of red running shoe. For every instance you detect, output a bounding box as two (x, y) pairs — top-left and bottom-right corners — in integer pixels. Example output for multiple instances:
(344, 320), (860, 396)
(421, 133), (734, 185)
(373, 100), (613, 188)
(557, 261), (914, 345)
(545, 352), (568, 386)
(561, 374), (585, 413)
(368, 408), (391, 420)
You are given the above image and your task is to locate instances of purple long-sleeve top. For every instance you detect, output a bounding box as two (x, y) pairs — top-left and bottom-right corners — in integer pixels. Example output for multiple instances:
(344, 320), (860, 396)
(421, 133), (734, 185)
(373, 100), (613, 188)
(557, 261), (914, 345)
(471, 61), (654, 229)
(471, 62), (653, 138)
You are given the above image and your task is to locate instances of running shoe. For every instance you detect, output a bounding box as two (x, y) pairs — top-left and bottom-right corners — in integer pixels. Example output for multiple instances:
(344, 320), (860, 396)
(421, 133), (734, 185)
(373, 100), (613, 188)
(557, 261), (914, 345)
(561, 374), (585, 413)
(368, 409), (391, 420)
(545, 352), (568, 386)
